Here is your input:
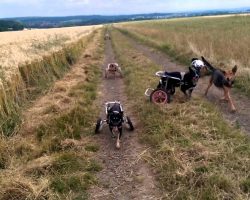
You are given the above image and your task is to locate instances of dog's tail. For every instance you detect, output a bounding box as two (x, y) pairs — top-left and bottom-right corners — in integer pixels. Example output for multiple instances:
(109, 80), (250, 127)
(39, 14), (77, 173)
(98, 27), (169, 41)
(201, 56), (215, 72)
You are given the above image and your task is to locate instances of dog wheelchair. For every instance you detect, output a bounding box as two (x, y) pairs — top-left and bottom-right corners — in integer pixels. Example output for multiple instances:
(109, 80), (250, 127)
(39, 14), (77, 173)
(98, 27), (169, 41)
(95, 101), (134, 148)
(105, 63), (123, 78)
(145, 69), (199, 104)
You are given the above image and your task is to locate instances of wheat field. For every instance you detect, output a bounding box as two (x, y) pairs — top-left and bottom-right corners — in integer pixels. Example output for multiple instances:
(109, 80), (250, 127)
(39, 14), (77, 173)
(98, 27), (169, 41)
(0, 25), (101, 135)
(0, 25), (101, 84)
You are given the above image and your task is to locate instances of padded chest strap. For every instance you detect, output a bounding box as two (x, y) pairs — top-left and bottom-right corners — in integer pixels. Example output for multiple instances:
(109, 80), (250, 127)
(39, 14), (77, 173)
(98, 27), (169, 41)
(180, 72), (185, 81)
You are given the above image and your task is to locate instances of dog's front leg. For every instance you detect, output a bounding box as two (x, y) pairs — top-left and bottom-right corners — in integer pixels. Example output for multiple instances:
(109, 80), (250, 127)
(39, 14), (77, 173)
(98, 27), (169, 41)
(118, 67), (123, 77)
(116, 134), (120, 149)
(109, 126), (115, 138)
(116, 128), (122, 149)
(181, 86), (188, 98)
(205, 78), (213, 96)
(188, 88), (193, 98)
(224, 87), (236, 112)
(220, 89), (229, 101)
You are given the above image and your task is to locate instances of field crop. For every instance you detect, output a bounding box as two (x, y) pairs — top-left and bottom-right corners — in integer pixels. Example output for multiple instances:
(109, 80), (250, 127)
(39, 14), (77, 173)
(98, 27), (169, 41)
(0, 28), (104, 200)
(0, 25), (101, 135)
(117, 15), (250, 95)
(0, 26), (100, 74)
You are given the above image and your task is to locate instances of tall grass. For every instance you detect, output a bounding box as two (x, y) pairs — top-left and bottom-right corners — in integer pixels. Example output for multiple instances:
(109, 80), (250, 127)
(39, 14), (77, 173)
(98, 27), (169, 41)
(0, 30), (98, 137)
(111, 28), (250, 200)
(0, 28), (104, 200)
(118, 16), (250, 96)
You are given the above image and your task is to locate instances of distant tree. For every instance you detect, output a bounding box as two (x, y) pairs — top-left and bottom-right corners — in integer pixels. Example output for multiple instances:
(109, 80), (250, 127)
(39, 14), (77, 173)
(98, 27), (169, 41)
(0, 20), (24, 32)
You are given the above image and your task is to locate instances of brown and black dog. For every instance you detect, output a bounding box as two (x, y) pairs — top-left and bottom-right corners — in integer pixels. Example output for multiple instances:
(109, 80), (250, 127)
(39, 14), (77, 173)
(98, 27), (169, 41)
(201, 56), (238, 112)
(105, 63), (122, 78)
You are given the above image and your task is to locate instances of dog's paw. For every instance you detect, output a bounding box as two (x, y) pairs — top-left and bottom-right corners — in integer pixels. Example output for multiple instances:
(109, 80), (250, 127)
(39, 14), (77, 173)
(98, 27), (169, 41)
(116, 141), (120, 149)
(220, 97), (229, 102)
(230, 108), (237, 113)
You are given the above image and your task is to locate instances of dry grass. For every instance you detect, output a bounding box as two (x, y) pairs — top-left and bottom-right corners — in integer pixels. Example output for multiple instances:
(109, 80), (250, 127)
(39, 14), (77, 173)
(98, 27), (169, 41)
(0, 28), (105, 199)
(0, 26), (101, 78)
(111, 28), (250, 200)
(0, 26), (102, 136)
(117, 15), (250, 95)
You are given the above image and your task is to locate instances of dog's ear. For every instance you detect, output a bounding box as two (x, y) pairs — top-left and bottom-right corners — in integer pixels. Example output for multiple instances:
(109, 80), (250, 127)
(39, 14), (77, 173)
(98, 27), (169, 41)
(232, 65), (238, 74)
(191, 58), (198, 62)
(201, 56), (211, 66)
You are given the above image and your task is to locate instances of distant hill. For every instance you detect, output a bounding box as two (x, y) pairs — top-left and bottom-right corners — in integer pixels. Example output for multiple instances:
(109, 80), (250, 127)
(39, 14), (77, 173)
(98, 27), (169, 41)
(0, 20), (24, 32)
(2, 8), (250, 29)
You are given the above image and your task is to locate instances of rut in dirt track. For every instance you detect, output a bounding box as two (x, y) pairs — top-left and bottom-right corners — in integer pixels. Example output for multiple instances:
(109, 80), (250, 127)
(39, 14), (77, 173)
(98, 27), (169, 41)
(121, 34), (250, 136)
(89, 38), (162, 199)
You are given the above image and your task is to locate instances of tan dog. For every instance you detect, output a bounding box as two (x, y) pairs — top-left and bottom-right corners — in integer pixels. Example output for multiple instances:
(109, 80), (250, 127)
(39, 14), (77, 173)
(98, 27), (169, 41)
(202, 57), (238, 112)
(104, 33), (110, 40)
(105, 63), (122, 78)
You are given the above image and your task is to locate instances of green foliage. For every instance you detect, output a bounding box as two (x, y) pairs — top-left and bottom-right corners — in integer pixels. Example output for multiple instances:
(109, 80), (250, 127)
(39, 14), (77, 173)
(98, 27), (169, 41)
(51, 152), (86, 174)
(85, 144), (100, 152)
(240, 178), (250, 193)
(0, 20), (24, 32)
(51, 173), (96, 195)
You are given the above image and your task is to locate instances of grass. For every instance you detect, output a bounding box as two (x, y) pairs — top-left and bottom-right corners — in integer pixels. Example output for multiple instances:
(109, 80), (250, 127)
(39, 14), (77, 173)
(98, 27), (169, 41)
(111, 28), (250, 200)
(117, 15), (250, 96)
(0, 28), (105, 199)
(0, 30), (98, 137)
(36, 61), (101, 149)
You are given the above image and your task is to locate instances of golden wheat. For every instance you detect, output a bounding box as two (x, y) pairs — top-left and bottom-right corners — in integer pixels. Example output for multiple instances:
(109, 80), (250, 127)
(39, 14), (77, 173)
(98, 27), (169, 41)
(0, 25), (101, 84)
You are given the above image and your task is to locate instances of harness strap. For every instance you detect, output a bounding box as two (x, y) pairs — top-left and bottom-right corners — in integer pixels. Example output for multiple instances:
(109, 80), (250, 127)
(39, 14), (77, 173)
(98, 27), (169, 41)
(180, 72), (185, 81)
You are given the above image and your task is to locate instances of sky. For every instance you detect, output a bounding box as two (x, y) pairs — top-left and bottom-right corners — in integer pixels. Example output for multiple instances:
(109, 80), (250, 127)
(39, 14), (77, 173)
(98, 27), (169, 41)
(0, 0), (250, 18)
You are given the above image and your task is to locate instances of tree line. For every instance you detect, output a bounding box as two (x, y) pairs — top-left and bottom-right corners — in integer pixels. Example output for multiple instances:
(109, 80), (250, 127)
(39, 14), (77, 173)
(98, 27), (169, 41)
(0, 20), (24, 32)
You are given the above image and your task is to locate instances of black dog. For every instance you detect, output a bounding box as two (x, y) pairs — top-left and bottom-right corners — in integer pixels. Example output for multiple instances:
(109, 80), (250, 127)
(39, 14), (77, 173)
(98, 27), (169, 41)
(201, 56), (238, 112)
(107, 103), (124, 148)
(158, 66), (200, 99)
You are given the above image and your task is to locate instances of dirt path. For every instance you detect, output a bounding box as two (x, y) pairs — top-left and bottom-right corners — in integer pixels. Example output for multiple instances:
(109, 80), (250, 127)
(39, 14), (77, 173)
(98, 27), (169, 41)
(121, 35), (250, 136)
(88, 38), (162, 199)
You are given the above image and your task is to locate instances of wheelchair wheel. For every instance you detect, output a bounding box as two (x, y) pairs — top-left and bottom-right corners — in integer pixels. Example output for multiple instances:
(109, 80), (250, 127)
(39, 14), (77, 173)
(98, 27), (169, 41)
(150, 89), (169, 104)
(126, 116), (134, 131)
(95, 118), (103, 134)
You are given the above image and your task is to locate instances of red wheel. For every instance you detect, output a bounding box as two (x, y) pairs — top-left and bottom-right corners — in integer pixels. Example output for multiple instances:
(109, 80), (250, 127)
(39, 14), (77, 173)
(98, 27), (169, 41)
(150, 89), (169, 104)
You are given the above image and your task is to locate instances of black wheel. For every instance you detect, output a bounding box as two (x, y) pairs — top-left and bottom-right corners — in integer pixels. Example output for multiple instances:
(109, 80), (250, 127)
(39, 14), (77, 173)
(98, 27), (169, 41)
(95, 118), (103, 134)
(150, 88), (169, 104)
(126, 116), (134, 131)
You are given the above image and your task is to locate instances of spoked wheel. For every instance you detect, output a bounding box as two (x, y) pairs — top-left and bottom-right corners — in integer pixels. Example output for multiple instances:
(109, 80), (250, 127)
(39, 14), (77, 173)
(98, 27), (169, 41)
(150, 89), (169, 104)
(95, 118), (103, 134)
(126, 116), (134, 131)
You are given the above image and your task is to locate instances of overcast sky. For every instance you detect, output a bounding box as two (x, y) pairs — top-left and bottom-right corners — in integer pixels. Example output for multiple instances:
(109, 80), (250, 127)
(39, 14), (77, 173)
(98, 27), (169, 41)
(0, 0), (250, 18)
